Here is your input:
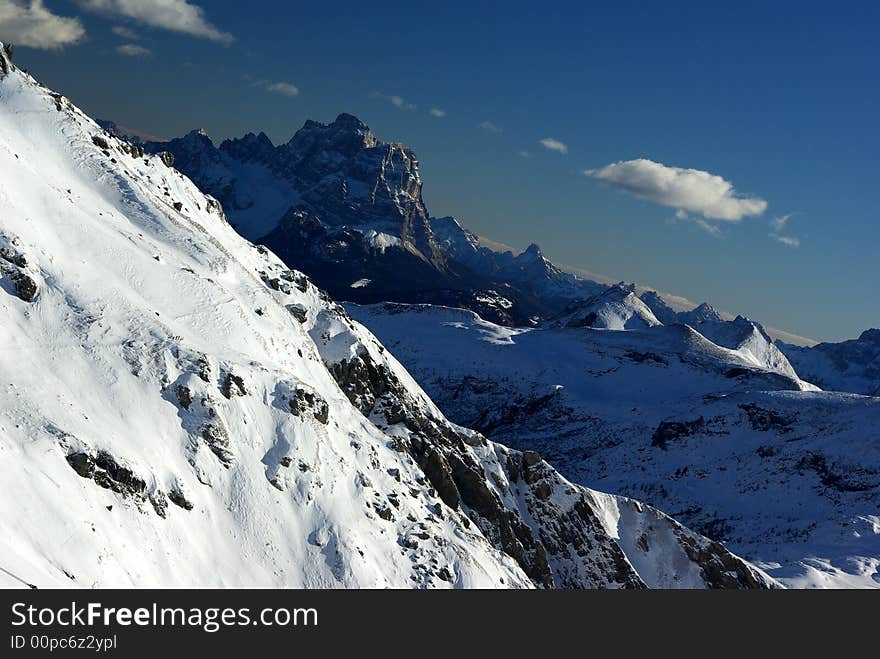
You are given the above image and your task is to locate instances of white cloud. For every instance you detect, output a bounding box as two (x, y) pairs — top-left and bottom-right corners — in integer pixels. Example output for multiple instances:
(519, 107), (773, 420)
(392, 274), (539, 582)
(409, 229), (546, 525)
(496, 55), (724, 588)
(265, 82), (299, 97)
(111, 25), (139, 40)
(585, 158), (767, 221)
(78, 0), (233, 44)
(518, 150), (530, 158)
(771, 234), (800, 248)
(429, 108), (445, 118)
(479, 120), (501, 133)
(116, 42), (150, 56)
(0, 0), (85, 49)
(539, 137), (568, 154)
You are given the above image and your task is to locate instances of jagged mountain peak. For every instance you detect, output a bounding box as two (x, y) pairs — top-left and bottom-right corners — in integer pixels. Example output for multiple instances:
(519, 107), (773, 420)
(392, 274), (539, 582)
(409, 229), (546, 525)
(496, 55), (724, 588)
(219, 130), (275, 162)
(520, 243), (544, 259)
(182, 127), (213, 144)
(286, 111), (381, 154)
(686, 302), (723, 323)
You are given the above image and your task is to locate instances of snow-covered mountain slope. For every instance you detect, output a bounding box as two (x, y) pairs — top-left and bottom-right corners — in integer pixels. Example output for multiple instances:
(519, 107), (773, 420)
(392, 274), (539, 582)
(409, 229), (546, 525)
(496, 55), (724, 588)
(639, 290), (800, 378)
(688, 316), (802, 380)
(0, 46), (770, 589)
(346, 302), (880, 587)
(780, 330), (880, 396)
(554, 283), (662, 330)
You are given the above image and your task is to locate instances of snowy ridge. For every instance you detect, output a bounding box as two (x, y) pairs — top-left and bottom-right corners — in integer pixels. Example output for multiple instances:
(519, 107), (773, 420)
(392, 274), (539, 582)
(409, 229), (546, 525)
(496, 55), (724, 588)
(554, 283), (662, 330)
(695, 316), (802, 381)
(0, 47), (770, 589)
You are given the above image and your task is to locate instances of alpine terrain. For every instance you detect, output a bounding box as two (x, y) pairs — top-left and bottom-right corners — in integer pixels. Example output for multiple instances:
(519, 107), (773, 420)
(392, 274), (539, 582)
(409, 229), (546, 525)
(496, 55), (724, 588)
(347, 300), (880, 587)
(0, 44), (776, 589)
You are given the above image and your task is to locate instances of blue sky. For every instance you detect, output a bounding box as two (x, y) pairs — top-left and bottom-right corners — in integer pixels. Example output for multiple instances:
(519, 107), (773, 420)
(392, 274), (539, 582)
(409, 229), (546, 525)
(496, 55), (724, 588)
(3, 1), (878, 341)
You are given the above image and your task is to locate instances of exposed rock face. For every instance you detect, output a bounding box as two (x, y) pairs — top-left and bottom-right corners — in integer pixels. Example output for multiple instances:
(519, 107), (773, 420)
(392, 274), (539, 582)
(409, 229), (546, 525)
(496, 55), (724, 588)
(0, 43), (11, 76)
(1, 234), (38, 302)
(146, 115), (445, 270)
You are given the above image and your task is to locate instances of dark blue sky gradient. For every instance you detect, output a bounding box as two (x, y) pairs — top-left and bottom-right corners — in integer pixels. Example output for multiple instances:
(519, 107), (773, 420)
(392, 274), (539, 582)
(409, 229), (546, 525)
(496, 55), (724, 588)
(15, 1), (879, 341)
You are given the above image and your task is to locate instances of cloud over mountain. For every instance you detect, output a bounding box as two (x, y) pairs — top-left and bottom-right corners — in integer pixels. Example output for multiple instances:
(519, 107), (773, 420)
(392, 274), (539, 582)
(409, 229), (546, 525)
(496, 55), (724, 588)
(586, 158), (767, 221)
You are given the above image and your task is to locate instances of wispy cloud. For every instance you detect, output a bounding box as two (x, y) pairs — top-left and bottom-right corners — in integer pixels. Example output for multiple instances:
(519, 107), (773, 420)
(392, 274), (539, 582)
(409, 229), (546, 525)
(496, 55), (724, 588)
(116, 42), (150, 56)
(479, 120), (502, 133)
(585, 158), (767, 221)
(770, 214), (800, 247)
(373, 92), (416, 110)
(695, 219), (722, 237)
(265, 81), (299, 97)
(674, 209), (722, 237)
(539, 137), (568, 154)
(0, 0), (85, 49)
(78, 0), (233, 45)
(518, 150), (530, 158)
(429, 108), (446, 118)
(111, 24), (139, 40)
(771, 234), (800, 248)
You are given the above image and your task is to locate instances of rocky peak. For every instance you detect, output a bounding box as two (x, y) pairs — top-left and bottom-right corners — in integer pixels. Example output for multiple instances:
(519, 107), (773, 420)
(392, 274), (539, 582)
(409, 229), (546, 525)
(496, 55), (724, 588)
(220, 131), (275, 163)
(639, 291), (679, 325)
(518, 243), (545, 262)
(678, 302), (723, 326)
(858, 328), (880, 343)
(605, 282), (638, 298)
(284, 112), (381, 159)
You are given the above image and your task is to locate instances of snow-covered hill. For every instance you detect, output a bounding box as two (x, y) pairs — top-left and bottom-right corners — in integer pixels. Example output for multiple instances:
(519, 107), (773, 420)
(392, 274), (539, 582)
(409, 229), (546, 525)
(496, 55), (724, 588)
(554, 283), (662, 330)
(780, 330), (880, 396)
(0, 45), (771, 589)
(347, 301), (880, 587)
